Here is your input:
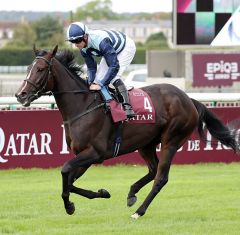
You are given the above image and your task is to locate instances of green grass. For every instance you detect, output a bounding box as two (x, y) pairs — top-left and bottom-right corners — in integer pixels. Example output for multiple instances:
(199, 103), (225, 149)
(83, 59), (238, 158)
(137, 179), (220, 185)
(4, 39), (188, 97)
(0, 163), (239, 235)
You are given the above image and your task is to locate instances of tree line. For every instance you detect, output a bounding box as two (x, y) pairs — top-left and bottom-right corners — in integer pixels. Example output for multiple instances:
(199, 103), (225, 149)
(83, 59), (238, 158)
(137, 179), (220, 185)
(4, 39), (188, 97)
(2, 0), (169, 50)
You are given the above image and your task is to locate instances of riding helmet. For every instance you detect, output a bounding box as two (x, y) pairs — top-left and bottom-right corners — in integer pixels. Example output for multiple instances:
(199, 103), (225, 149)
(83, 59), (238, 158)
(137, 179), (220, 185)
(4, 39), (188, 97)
(66, 22), (88, 41)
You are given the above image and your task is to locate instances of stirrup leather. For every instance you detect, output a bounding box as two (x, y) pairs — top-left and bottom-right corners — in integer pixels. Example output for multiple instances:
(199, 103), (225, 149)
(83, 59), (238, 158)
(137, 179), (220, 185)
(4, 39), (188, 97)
(123, 103), (135, 118)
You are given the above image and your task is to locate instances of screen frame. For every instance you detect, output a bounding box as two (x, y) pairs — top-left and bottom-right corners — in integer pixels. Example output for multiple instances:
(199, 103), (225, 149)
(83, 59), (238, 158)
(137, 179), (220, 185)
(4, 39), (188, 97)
(172, 0), (240, 48)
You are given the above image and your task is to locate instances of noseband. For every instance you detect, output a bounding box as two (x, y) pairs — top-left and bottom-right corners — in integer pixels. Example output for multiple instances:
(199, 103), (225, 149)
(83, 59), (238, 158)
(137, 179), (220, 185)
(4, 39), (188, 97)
(24, 56), (53, 98)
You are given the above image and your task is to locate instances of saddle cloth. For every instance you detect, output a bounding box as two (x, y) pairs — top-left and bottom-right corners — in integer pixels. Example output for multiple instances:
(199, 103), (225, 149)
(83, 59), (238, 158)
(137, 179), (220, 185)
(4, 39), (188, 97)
(107, 88), (156, 123)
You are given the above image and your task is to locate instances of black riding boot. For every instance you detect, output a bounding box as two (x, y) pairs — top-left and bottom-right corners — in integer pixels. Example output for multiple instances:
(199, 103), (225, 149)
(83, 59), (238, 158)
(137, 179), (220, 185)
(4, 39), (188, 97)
(113, 79), (135, 118)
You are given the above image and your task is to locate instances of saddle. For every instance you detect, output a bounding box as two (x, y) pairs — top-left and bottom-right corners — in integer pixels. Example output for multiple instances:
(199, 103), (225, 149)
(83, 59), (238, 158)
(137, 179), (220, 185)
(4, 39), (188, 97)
(100, 86), (156, 124)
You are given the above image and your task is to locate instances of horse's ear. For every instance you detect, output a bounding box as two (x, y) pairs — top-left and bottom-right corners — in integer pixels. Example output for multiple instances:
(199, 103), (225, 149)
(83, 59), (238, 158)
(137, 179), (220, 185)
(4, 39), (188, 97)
(33, 44), (39, 56)
(52, 45), (58, 57)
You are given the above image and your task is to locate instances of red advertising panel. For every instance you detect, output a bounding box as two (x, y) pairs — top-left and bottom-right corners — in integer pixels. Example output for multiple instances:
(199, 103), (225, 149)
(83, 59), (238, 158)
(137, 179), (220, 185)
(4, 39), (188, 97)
(0, 110), (72, 169)
(0, 108), (239, 169)
(192, 53), (240, 87)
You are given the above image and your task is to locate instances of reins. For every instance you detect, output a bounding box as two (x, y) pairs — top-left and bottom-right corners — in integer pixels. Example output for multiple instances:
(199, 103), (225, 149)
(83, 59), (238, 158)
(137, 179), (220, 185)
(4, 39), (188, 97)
(52, 65), (90, 96)
(33, 55), (107, 126)
(31, 56), (89, 96)
(63, 103), (106, 126)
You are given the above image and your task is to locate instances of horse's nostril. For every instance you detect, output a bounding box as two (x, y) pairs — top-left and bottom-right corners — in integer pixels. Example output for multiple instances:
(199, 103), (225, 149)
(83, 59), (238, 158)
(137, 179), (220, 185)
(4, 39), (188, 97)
(16, 92), (27, 99)
(21, 92), (27, 98)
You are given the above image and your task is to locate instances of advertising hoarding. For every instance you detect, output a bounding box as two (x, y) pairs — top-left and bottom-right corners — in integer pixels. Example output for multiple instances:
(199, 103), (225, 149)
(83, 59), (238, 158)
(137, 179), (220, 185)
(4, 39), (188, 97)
(192, 53), (240, 86)
(0, 109), (239, 169)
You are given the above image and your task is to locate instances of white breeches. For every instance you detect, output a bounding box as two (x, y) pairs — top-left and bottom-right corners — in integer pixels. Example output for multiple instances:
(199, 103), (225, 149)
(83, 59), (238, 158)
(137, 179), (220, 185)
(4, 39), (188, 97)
(95, 36), (136, 85)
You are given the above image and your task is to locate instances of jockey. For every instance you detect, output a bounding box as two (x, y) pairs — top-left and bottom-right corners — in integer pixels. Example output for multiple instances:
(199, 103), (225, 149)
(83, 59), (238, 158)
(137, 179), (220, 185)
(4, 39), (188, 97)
(66, 22), (136, 118)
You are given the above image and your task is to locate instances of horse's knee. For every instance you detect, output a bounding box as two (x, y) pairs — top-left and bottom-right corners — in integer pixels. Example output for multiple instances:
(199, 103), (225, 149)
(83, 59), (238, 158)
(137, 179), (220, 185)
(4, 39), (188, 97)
(62, 192), (70, 199)
(61, 162), (73, 174)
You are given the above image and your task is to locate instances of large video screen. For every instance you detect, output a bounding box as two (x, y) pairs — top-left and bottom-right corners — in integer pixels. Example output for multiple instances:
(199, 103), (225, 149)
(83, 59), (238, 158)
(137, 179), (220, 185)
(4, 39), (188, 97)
(173, 0), (240, 46)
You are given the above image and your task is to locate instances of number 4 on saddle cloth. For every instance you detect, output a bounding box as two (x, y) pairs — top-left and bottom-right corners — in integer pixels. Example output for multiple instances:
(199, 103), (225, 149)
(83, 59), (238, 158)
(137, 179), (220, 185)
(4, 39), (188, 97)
(100, 86), (156, 123)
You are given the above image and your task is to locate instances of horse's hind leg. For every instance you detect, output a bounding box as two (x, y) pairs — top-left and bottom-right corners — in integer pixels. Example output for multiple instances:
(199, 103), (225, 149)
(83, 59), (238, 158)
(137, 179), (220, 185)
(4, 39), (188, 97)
(131, 117), (196, 219)
(127, 144), (159, 207)
(131, 144), (178, 219)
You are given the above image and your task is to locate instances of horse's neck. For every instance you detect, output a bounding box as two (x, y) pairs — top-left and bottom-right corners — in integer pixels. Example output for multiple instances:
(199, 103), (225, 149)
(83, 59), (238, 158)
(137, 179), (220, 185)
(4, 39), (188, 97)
(52, 59), (87, 92)
(51, 60), (92, 120)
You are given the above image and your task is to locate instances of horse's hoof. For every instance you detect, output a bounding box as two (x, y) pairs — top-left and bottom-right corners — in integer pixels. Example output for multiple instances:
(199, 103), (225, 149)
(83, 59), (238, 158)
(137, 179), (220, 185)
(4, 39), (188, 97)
(131, 212), (141, 220)
(98, 189), (111, 198)
(127, 196), (137, 207)
(66, 202), (75, 215)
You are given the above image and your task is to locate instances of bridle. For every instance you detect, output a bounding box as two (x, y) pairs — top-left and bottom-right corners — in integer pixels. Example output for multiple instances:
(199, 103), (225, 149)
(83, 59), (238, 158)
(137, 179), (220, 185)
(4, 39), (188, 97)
(24, 56), (53, 98)
(23, 54), (106, 126)
(25, 55), (90, 97)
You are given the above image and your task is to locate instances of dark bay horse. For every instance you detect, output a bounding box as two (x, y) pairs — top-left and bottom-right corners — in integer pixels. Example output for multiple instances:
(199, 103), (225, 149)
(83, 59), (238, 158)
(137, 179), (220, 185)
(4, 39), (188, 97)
(15, 46), (239, 219)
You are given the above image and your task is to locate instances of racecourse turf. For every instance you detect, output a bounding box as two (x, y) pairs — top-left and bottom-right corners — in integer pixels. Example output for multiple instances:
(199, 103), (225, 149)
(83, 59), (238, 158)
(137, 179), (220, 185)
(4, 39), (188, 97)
(0, 163), (239, 235)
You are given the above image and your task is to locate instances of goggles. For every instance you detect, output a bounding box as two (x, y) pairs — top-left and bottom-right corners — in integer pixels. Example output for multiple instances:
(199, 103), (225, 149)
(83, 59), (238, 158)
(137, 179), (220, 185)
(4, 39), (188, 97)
(69, 37), (84, 44)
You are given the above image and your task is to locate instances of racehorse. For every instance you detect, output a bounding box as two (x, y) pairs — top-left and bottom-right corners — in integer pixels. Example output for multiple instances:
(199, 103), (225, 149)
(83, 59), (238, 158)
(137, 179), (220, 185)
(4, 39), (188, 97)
(15, 45), (239, 219)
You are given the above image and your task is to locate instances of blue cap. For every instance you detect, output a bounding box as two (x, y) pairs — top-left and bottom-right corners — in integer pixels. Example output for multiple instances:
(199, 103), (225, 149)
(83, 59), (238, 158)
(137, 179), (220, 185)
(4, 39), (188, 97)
(66, 22), (88, 41)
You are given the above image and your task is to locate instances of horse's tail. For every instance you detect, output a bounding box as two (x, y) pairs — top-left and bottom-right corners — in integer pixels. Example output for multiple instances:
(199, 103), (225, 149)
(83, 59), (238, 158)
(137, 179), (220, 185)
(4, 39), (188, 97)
(191, 98), (239, 154)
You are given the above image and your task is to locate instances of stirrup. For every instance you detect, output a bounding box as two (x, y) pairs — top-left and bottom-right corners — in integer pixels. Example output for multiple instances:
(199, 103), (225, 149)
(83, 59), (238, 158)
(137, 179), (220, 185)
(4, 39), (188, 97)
(126, 110), (135, 119)
(123, 104), (135, 118)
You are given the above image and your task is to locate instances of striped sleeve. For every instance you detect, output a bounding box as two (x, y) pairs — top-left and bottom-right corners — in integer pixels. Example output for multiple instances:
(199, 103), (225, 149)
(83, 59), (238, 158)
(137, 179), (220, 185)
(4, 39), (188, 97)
(105, 30), (126, 54)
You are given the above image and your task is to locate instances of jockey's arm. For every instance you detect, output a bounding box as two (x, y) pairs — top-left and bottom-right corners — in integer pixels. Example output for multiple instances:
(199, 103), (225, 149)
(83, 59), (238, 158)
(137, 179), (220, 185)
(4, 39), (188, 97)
(98, 38), (120, 86)
(80, 50), (97, 84)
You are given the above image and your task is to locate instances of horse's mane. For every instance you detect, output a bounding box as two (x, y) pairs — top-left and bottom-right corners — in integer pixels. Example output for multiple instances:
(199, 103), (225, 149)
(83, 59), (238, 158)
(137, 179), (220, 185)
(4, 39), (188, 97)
(36, 49), (84, 79)
(55, 50), (84, 78)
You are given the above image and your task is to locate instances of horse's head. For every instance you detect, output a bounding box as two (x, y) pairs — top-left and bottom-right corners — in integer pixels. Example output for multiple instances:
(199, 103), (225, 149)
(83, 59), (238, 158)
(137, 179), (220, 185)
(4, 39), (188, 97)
(15, 45), (58, 107)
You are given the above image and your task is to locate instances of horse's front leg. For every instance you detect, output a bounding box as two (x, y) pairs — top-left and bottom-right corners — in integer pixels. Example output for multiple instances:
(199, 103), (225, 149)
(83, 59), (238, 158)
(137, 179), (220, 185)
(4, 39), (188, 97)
(61, 147), (105, 215)
(61, 170), (75, 215)
(70, 185), (111, 199)
(69, 166), (111, 199)
(60, 165), (90, 215)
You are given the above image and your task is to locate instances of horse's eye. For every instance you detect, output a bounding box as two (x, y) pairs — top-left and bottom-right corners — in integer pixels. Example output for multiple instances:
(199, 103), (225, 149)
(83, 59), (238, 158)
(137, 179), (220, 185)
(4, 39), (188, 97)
(37, 68), (44, 72)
